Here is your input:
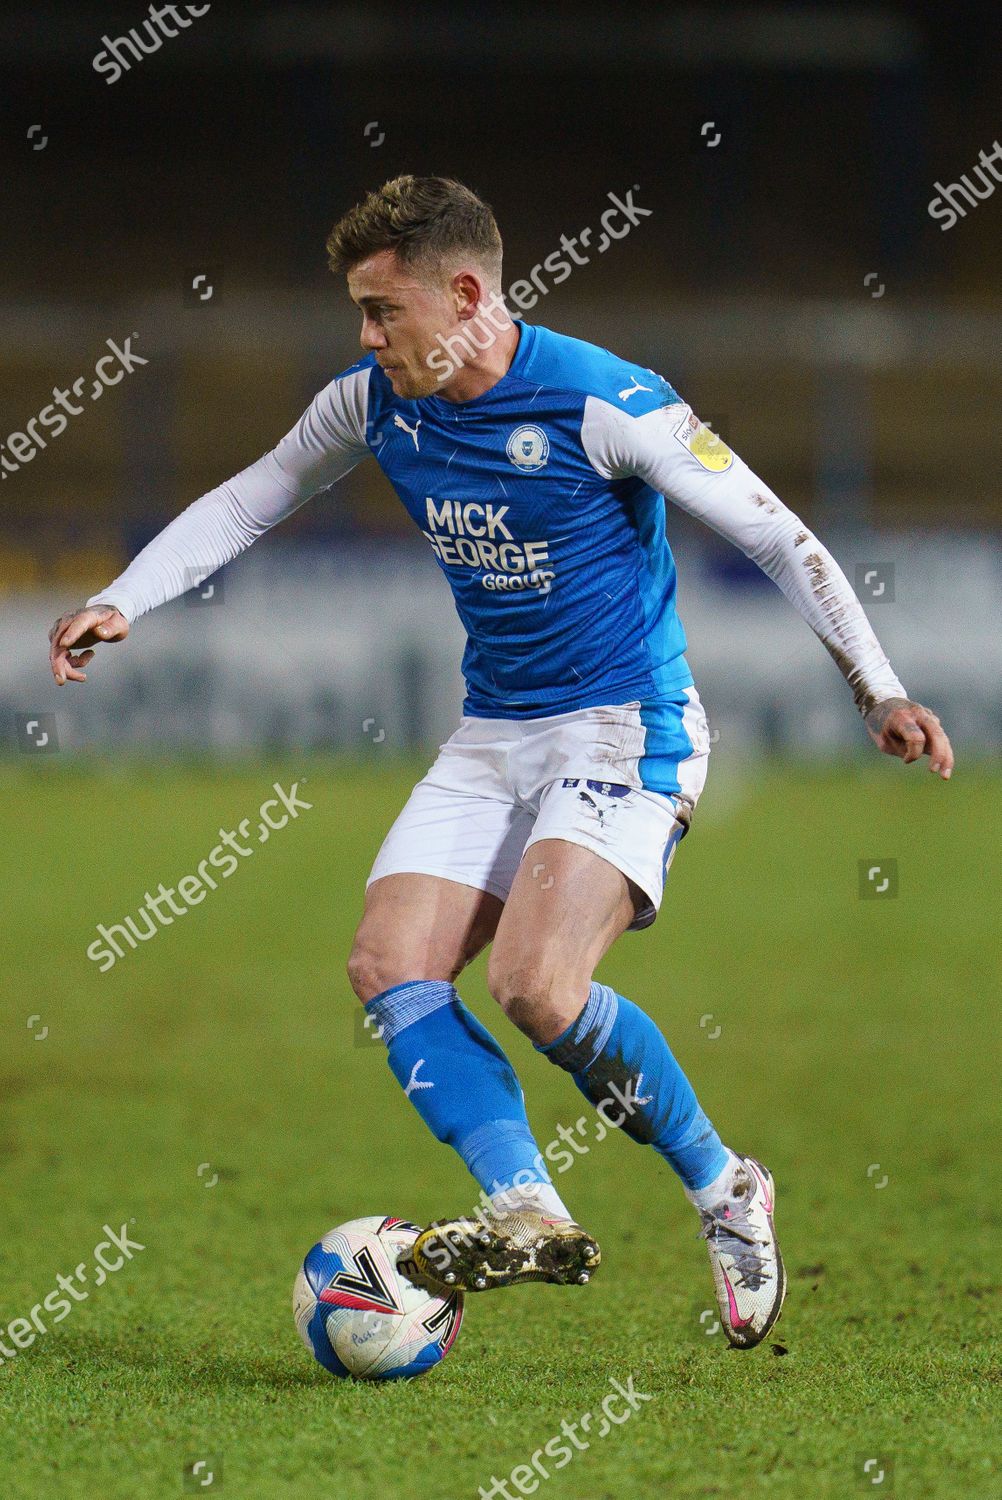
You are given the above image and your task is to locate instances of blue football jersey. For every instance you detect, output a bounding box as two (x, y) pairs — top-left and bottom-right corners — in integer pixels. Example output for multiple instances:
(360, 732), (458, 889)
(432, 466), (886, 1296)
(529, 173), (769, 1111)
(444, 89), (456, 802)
(346, 322), (693, 718)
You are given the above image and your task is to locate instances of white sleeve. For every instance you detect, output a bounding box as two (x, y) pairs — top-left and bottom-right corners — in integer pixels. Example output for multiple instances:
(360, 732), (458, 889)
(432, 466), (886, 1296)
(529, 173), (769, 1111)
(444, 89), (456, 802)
(582, 395), (906, 714)
(87, 366), (371, 623)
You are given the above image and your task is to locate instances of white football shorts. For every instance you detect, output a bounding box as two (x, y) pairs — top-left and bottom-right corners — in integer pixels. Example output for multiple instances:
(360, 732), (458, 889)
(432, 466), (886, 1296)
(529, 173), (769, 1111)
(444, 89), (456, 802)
(366, 688), (710, 930)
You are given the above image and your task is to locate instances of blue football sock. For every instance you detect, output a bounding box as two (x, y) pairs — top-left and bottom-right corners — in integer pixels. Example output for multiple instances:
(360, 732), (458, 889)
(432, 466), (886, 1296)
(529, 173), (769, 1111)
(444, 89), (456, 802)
(365, 980), (555, 1201)
(537, 981), (728, 1191)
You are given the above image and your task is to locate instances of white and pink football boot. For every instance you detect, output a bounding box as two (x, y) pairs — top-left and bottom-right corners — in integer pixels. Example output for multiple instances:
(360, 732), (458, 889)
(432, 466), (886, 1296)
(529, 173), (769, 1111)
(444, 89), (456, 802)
(696, 1153), (787, 1349)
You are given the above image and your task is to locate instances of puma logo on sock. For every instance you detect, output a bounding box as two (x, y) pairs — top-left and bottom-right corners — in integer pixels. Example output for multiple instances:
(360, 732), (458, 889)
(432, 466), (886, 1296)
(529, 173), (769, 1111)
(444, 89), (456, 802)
(404, 1059), (434, 1096)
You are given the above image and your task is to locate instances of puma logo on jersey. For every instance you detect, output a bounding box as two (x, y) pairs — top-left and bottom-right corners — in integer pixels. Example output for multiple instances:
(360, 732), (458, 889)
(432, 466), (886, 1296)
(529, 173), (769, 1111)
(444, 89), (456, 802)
(393, 413), (422, 452)
(618, 376), (653, 401)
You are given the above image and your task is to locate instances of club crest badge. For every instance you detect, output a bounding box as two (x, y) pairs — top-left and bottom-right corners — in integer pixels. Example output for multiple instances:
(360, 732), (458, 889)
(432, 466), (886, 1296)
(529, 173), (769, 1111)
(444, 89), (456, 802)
(506, 424), (550, 471)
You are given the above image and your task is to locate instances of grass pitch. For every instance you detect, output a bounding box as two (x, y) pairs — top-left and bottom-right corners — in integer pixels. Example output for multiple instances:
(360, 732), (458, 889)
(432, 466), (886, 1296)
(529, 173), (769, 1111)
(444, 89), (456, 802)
(0, 753), (997, 1499)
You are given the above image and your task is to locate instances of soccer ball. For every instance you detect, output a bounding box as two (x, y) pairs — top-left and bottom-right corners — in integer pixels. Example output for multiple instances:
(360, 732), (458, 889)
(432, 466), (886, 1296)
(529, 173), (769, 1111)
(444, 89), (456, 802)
(293, 1215), (463, 1380)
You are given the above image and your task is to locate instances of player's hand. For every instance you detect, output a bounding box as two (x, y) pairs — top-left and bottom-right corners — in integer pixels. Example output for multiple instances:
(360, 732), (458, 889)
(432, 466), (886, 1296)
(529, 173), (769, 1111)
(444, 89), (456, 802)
(48, 605), (129, 685)
(865, 697), (954, 780)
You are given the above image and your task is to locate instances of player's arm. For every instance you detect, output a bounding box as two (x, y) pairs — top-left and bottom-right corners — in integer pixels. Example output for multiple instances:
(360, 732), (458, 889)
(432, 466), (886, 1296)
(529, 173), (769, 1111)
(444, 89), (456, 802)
(585, 396), (953, 779)
(49, 368), (371, 684)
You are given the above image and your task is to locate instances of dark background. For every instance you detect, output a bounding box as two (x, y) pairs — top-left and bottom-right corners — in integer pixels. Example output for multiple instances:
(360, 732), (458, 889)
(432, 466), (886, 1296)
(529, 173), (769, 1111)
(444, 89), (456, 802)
(3, 2), (1001, 300)
(2, 1), (1000, 750)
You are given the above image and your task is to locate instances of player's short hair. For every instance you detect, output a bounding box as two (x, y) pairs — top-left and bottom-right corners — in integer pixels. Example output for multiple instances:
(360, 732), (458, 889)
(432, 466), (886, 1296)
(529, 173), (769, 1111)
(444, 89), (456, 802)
(326, 176), (503, 288)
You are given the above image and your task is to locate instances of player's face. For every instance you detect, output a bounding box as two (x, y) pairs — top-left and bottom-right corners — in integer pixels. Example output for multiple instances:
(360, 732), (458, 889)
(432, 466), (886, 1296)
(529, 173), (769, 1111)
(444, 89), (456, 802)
(348, 251), (468, 399)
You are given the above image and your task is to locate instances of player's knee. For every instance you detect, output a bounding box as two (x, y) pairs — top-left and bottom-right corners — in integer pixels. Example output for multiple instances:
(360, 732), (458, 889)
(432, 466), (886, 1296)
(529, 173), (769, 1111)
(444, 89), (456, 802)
(487, 956), (577, 1042)
(347, 930), (465, 1004)
(346, 936), (406, 1005)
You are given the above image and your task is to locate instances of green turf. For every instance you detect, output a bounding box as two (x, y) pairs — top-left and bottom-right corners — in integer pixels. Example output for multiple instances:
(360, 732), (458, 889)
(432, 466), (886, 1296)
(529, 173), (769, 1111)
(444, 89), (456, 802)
(0, 754), (997, 1499)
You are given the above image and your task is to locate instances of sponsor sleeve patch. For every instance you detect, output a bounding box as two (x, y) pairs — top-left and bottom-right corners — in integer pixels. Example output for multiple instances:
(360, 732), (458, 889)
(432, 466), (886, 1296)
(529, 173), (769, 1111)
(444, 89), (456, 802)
(673, 409), (733, 472)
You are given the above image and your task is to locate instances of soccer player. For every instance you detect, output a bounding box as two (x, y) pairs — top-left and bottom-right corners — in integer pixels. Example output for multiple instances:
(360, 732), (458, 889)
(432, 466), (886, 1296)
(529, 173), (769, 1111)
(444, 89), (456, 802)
(49, 176), (954, 1349)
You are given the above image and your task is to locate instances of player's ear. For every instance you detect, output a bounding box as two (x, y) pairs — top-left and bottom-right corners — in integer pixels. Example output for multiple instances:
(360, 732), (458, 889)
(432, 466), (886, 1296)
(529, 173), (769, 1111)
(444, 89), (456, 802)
(452, 269), (484, 320)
